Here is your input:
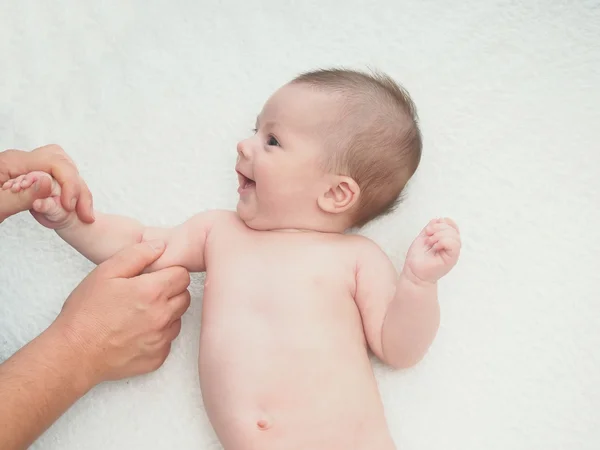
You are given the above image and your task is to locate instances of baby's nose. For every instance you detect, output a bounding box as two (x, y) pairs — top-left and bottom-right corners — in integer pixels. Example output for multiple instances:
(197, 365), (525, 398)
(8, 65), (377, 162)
(236, 139), (251, 159)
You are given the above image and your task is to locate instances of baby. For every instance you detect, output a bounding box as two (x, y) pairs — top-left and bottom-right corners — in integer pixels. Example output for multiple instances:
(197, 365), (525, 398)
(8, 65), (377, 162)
(4, 68), (461, 449)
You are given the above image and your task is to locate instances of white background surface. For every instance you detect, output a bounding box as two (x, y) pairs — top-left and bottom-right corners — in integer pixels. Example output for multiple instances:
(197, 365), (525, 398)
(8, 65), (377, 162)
(1, 1), (599, 449)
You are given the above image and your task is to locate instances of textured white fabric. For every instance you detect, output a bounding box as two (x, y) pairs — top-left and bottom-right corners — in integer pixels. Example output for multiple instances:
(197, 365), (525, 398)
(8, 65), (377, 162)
(1, 1), (599, 449)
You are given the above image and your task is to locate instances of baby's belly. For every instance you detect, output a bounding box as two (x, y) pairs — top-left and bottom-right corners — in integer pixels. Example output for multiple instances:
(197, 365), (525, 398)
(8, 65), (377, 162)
(197, 284), (394, 450)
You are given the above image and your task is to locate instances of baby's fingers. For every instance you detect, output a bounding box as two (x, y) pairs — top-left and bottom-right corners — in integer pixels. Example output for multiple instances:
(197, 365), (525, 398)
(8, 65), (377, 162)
(10, 175), (26, 192)
(432, 237), (461, 255)
(427, 228), (461, 246)
(441, 217), (460, 233)
(426, 218), (460, 235)
(32, 197), (57, 215)
(3, 173), (36, 191)
(19, 172), (39, 190)
(426, 221), (452, 235)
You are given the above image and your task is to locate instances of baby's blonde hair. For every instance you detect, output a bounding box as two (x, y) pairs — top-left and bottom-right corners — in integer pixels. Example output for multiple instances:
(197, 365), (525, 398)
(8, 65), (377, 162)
(291, 68), (422, 228)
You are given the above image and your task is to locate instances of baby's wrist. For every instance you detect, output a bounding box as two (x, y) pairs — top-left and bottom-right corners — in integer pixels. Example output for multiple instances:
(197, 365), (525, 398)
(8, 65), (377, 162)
(401, 265), (438, 288)
(53, 213), (81, 232)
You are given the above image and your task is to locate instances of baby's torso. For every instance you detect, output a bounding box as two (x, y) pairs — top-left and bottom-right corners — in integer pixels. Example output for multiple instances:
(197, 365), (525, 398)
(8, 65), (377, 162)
(198, 213), (395, 450)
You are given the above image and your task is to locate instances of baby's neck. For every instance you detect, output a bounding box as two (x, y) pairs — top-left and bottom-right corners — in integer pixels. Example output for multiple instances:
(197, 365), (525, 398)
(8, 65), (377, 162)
(246, 223), (348, 235)
(271, 227), (342, 234)
(238, 211), (353, 234)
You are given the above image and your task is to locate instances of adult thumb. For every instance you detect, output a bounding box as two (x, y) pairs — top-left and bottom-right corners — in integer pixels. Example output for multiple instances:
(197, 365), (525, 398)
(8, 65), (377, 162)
(0, 177), (53, 223)
(96, 240), (166, 279)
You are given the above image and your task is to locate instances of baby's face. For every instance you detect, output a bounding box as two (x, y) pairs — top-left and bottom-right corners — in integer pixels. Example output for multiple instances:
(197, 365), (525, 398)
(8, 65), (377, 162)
(235, 83), (342, 231)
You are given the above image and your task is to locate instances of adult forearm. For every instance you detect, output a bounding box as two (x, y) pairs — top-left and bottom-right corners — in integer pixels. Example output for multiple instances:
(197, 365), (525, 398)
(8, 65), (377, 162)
(56, 212), (149, 265)
(0, 324), (92, 450)
(381, 270), (441, 369)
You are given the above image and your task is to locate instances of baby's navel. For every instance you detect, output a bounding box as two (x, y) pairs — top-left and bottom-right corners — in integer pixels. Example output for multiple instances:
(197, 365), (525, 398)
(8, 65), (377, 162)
(256, 418), (270, 430)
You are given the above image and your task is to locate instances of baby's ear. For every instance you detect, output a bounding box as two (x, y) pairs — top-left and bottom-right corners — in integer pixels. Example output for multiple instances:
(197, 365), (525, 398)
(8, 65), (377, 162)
(317, 175), (360, 215)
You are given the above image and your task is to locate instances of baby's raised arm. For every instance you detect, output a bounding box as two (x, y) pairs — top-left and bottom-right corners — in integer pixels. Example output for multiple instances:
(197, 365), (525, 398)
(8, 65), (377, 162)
(354, 219), (461, 369)
(56, 210), (219, 273)
(5, 170), (219, 273)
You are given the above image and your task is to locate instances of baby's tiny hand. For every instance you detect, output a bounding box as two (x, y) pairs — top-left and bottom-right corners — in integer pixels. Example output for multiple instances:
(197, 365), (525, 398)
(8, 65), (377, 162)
(404, 217), (461, 284)
(2, 171), (75, 229)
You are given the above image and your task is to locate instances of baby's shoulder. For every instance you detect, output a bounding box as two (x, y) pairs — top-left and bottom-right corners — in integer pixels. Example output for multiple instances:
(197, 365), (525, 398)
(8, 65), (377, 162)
(189, 209), (237, 224)
(339, 234), (398, 284)
(339, 233), (392, 263)
(181, 209), (239, 235)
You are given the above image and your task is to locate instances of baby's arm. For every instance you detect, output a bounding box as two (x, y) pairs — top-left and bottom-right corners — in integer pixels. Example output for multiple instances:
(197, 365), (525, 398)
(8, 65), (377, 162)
(354, 218), (461, 369)
(56, 211), (216, 273)
(6, 171), (217, 272)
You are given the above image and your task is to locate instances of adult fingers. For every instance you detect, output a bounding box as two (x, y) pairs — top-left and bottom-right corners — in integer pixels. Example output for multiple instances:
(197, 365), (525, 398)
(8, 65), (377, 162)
(96, 240), (167, 279)
(148, 344), (172, 372)
(0, 145), (96, 222)
(128, 345), (172, 376)
(0, 177), (53, 223)
(28, 145), (80, 213)
(58, 175), (81, 214)
(139, 266), (191, 299)
(74, 176), (95, 223)
(167, 290), (191, 320)
(1, 146), (77, 206)
(163, 319), (183, 343)
(0, 149), (28, 183)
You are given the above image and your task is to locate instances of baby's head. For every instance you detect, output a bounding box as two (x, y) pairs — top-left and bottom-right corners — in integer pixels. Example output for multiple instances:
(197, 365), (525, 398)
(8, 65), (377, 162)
(235, 68), (422, 232)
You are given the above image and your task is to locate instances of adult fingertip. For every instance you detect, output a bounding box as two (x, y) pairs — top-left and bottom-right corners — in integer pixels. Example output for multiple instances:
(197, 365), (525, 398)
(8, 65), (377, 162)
(77, 199), (95, 223)
(60, 186), (75, 211)
(67, 180), (81, 212)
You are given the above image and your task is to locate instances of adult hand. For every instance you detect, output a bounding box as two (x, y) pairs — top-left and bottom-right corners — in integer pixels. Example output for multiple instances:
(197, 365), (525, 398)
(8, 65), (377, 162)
(54, 239), (192, 385)
(0, 144), (94, 224)
(0, 239), (191, 450)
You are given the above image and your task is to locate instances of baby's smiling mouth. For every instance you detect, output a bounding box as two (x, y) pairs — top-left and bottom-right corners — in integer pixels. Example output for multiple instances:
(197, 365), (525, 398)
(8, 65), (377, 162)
(237, 170), (256, 190)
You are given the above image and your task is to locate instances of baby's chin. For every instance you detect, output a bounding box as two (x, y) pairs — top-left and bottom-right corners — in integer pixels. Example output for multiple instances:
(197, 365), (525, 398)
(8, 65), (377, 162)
(235, 203), (277, 231)
(235, 202), (259, 229)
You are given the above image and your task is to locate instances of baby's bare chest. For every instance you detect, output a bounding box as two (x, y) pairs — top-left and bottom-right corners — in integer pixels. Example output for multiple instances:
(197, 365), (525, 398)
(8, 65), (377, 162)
(202, 231), (357, 314)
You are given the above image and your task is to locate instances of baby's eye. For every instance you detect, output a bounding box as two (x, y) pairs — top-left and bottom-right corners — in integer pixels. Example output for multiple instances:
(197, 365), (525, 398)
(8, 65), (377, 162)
(267, 135), (280, 147)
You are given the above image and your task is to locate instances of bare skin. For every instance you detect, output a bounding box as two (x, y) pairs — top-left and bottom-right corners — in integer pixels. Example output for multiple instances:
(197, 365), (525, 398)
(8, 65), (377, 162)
(198, 215), (398, 450)
(0, 144), (191, 450)
(3, 83), (461, 449)
(0, 144), (94, 224)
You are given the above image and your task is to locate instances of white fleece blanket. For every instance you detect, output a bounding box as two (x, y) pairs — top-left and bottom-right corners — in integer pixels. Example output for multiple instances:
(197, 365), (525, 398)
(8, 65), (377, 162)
(1, 1), (599, 449)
